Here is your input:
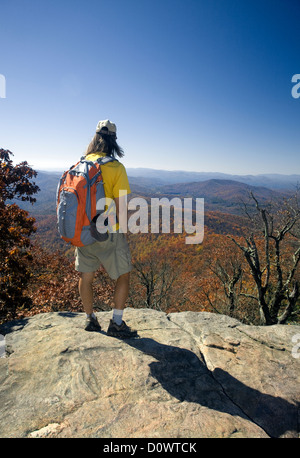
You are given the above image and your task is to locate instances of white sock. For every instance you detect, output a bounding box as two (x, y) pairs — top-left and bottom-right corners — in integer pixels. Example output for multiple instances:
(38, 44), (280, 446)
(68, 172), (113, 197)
(112, 309), (123, 326)
(86, 312), (96, 319)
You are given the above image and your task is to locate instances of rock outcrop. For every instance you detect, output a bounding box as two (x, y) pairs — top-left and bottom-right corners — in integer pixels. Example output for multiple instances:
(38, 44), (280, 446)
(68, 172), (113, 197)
(0, 309), (299, 438)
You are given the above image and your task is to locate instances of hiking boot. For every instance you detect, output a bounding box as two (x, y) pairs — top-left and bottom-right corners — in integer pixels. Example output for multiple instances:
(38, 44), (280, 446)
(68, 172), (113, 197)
(107, 319), (138, 339)
(85, 315), (102, 332)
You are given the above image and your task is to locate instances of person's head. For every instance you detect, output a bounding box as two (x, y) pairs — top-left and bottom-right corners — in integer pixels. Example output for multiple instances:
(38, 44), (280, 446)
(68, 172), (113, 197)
(85, 119), (124, 158)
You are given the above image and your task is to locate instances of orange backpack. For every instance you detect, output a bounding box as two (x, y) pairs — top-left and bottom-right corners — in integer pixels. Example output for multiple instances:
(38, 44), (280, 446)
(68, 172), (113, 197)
(56, 156), (116, 246)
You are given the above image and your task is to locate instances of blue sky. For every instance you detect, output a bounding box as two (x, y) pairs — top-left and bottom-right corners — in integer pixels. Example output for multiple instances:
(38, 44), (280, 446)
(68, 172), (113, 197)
(1, 0), (300, 175)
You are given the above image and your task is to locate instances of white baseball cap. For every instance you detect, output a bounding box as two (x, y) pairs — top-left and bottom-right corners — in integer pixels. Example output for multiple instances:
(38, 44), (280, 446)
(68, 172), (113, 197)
(96, 119), (117, 136)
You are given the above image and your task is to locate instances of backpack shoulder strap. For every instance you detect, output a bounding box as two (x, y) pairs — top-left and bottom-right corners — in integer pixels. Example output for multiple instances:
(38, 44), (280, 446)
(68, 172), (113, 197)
(95, 156), (118, 165)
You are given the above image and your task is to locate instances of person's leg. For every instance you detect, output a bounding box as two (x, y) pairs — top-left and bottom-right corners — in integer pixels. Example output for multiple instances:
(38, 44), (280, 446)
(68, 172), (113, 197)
(111, 272), (130, 326)
(79, 271), (102, 332)
(108, 271), (137, 338)
(113, 272), (130, 310)
(79, 271), (95, 315)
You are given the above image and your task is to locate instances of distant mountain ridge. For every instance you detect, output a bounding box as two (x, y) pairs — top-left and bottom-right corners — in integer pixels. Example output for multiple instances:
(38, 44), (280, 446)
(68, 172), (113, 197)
(153, 178), (287, 215)
(126, 168), (300, 190)
(159, 178), (283, 200)
(36, 168), (300, 191)
(15, 169), (294, 216)
(12, 170), (295, 252)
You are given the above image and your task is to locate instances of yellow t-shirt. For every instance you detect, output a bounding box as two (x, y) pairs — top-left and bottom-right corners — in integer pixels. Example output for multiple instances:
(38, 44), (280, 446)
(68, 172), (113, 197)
(86, 152), (131, 199)
(86, 152), (131, 232)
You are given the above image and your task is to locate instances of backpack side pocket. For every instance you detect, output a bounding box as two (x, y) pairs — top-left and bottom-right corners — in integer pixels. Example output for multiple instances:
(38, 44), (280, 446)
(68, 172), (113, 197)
(57, 188), (79, 239)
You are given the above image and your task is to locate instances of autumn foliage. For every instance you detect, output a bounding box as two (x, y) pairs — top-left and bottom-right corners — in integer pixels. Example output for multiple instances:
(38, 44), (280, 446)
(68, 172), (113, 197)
(0, 149), (39, 322)
(0, 148), (299, 326)
(25, 245), (114, 316)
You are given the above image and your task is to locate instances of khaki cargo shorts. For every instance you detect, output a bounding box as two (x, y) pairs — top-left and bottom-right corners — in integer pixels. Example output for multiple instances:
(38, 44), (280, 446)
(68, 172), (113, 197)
(75, 233), (132, 280)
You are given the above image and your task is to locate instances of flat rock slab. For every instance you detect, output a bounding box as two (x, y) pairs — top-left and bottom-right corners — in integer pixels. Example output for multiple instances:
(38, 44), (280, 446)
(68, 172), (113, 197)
(0, 309), (299, 438)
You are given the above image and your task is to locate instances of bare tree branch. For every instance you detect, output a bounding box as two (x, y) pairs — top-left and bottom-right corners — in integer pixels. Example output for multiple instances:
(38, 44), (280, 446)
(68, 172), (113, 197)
(226, 191), (300, 325)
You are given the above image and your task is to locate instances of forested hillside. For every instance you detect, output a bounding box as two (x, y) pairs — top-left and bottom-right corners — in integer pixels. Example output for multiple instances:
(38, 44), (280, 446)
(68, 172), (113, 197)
(2, 160), (300, 326)
(21, 172), (279, 252)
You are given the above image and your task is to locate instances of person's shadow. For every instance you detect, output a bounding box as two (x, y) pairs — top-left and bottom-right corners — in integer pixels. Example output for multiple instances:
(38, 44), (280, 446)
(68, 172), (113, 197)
(125, 337), (299, 438)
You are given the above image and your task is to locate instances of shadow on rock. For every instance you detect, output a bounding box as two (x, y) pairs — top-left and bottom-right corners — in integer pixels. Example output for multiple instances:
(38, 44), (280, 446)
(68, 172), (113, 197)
(0, 318), (30, 335)
(126, 337), (299, 438)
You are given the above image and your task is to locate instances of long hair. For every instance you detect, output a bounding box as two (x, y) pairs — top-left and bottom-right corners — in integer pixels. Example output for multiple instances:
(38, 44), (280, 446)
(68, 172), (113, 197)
(85, 130), (124, 158)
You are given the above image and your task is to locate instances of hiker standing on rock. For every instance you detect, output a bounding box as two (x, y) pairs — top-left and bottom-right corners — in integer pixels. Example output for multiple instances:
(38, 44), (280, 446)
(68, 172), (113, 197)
(75, 120), (137, 338)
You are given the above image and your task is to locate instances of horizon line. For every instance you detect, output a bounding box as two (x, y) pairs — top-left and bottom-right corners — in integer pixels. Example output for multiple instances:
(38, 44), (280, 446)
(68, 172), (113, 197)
(36, 166), (300, 178)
